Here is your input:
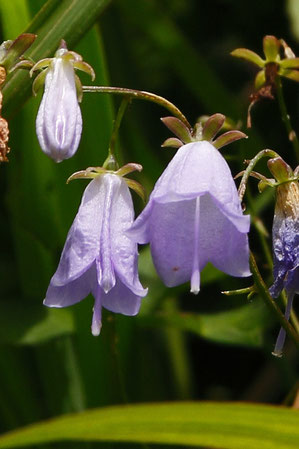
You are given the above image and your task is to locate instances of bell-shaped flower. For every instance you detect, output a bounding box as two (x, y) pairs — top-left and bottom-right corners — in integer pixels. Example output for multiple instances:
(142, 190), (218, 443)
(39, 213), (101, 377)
(31, 41), (94, 162)
(128, 140), (251, 293)
(44, 169), (147, 335)
(267, 157), (299, 356)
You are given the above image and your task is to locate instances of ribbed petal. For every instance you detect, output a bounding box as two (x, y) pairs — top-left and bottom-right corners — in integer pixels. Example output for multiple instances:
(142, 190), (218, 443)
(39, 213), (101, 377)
(148, 198), (198, 287)
(110, 177), (148, 297)
(100, 277), (142, 315)
(36, 58), (82, 162)
(270, 213), (299, 297)
(198, 194), (250, 277)
(50, 176), (107, 287)
(44, 263), (95, 307)
(148, 194), (250, 288)
(97, 175), (119, 293)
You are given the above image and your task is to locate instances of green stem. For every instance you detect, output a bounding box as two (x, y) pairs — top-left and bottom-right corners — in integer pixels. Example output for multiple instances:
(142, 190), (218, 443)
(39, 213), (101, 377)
(250, 251), (299, 351)
(111, 97), (130, 155)
(82, 85), (191, 130)
(276, 77), (299, 161)
(103, 97), (130, 170)
(238, 149), (280, 201)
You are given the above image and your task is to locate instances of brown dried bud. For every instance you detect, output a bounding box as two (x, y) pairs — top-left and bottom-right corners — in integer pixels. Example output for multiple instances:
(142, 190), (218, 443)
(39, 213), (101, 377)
(275, 181), (299, 219)
(0, 66), (6, 86)
(0, 76), (10, 162)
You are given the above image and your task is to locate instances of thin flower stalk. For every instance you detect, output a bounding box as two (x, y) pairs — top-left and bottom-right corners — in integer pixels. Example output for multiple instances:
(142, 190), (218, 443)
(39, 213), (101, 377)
(82, 85), (191, 131)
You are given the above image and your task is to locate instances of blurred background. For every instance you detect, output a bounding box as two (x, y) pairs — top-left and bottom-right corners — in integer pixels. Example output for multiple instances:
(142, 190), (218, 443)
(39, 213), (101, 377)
(0, 0), (298, 447)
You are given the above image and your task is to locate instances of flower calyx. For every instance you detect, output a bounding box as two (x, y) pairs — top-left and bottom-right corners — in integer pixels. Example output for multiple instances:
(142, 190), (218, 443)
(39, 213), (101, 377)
(0, 33), (36, 75)
(244, 157), (299, 193)
(161, 113), (246, 150)
(67, 162), (146, 202)
(232, 36), (299, 127)
(30, 39), (95, 101)
(232, 35), (299, 89)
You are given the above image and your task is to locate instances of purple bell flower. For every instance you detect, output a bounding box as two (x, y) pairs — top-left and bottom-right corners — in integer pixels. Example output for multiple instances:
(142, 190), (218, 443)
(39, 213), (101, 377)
(269, 180), (299, 356)
(44, 173), (148, 335)
(129, 141), (251, 293)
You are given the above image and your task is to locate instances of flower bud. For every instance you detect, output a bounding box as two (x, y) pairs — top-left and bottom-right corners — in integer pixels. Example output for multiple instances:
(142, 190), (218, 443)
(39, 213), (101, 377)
(32, 42), (95, 162)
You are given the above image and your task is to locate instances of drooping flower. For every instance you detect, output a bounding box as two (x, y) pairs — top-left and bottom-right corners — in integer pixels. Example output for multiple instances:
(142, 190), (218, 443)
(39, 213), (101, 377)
(129, 138), (251, 293)
(267, 157), (299, 356)
(44, 167), (147, 335)
(31, 41), (94, 162)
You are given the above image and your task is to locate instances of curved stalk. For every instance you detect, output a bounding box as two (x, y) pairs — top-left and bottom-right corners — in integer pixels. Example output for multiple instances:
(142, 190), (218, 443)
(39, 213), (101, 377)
(82, 85), (191, 130)
(238, 149), (279, 201)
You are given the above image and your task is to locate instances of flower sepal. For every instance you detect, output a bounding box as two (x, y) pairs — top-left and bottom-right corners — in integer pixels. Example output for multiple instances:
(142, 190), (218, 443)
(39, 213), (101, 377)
(213, 130), (247, 149)
(67, 162), (145, 201)
(232, 34), (299, 92)
(267, 157), (294, 183)
(161, 117), (192, 144)
(161, 137), (184, 149)
(30, 40), (95, 96)
(162, 113), (246, 150)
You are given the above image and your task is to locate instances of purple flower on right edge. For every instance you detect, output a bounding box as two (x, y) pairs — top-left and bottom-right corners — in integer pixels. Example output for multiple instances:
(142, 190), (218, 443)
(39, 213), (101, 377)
(128, 140), (251, 294)
(269, 179), (299, 356)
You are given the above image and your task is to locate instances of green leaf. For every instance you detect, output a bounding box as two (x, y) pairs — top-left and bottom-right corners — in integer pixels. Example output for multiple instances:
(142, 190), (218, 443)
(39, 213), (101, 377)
(0, 300), (75, 345)
(139, 300), (271, 347)
(0, 0), (31, 37)
(0, 402), (298, 448)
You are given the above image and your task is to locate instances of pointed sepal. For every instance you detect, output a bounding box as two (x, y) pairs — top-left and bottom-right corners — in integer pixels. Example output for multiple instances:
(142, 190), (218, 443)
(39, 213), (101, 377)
(267, 157), (294, 183)
(161, 137), (183, 148)
(231, 48), (265, 67)
(213, 130), (247, 149)
(75, 74), (83, 102)
(258, 178), (276, 192)
(73, 61), (95, 80)
(125, 179), (146, 202)
(201, 113), (225, 141)
(254, 70), (266, 89)
(161, 117), (192, 143)
(280, 57), (299, 69)
(280, 69), (299, 83)
(115, 163), (143, 177)
(67, 167), (106, 183)
(30, 58), (52, 76)
(32, 69), (47, 95)
(263, 35), (280, 62)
